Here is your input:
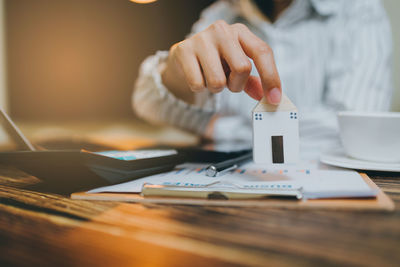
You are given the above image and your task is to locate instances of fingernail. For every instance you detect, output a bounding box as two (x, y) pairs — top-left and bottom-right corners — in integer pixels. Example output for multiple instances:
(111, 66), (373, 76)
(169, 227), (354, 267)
(268, 87), (281, 104)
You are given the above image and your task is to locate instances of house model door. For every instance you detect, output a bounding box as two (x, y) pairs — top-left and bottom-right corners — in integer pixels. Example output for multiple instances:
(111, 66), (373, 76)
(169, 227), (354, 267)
(271, 135), (284, 163)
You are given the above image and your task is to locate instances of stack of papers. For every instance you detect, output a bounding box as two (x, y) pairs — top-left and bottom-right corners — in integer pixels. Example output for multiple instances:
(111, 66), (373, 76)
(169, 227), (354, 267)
(88, 162), (377, 200)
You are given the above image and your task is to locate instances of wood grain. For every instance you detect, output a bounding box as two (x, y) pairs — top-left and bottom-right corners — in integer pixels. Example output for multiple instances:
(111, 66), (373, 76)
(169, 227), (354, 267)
(0, 163), (399, 267)
(0, 120), (399, 267)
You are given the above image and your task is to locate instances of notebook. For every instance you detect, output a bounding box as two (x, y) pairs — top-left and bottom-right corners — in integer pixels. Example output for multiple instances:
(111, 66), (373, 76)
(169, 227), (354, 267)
(84, 162), (378, 200)
(72, 166), (394, 211)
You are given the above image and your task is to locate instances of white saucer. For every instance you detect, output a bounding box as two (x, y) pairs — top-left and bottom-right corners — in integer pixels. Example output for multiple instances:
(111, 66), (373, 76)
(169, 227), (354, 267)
(320, 148), (400, 172)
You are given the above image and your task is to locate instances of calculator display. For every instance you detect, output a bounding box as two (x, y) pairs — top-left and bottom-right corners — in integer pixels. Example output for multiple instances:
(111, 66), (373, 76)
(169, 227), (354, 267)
(94, 150), (178, 161)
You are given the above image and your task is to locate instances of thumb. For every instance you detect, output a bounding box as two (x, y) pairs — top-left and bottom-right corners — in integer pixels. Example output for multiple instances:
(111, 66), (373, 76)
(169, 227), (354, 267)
(265, 86), (282, 105)
(244, 76), (282, 104)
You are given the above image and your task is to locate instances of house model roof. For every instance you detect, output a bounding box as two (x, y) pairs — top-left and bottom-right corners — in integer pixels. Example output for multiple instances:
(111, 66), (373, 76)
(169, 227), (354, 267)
(253, 93), (297, 112)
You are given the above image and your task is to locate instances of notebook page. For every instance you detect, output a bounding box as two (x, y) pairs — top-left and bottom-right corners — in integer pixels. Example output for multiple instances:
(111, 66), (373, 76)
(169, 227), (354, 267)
(87, 162), (376, 199)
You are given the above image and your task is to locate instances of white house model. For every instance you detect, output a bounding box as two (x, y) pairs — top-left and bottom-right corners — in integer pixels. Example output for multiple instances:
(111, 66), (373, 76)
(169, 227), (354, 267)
(252, 94), (299, 164)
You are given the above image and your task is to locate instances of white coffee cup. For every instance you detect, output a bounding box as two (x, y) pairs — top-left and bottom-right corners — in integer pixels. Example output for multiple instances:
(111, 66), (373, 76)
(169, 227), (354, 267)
(337, 111), (400, 163)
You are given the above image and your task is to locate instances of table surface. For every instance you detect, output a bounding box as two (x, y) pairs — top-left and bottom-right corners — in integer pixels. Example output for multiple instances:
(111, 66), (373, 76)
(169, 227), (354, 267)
(1, 121), (400, 267)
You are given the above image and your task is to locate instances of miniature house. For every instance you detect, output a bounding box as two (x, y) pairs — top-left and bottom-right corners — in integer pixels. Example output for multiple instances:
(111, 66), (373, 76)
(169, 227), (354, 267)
(252, 94), (299, 164)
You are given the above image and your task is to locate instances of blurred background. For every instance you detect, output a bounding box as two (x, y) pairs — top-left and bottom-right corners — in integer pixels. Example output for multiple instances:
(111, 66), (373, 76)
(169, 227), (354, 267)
(0, 0), (219, 150)
(383, 0), (400, 111)
(3, 0), (214, 121)
(0, 0), (399, 122)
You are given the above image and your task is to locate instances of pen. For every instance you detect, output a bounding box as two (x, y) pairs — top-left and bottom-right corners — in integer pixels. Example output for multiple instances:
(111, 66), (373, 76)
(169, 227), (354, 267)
(205, 151), (253, 177)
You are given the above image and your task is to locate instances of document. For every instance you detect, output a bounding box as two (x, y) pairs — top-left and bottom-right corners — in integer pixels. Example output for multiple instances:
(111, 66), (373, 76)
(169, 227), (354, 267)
(88, 161), (377, 199)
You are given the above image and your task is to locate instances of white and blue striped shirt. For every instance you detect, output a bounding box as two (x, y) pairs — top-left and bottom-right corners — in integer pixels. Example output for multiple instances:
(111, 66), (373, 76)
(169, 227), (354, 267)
(133, 0), (393, 158)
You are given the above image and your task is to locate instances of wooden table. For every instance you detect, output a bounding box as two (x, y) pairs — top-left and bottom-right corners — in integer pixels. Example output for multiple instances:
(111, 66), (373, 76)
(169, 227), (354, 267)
(1, 121), (400, 266)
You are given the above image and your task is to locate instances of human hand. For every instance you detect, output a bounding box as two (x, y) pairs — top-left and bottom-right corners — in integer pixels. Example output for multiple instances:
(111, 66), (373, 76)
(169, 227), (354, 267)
(161, 20), (282, 104)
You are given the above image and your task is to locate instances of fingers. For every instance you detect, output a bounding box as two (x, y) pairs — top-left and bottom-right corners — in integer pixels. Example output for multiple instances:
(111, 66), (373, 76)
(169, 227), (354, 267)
(234, 24), (282, 104)
(195, 39), (226, 93)
(218, 39), (252, 93)
(170, 21), (281, 104)
(173, 42), (205, 92)
(208, 20), (252, 93)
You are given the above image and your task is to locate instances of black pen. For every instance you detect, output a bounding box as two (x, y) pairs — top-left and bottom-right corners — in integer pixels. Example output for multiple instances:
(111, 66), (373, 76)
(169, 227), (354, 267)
(205, 151), (253, 177)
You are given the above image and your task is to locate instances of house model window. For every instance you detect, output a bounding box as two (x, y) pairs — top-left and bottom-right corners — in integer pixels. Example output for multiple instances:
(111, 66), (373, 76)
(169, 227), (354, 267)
(252, 93), (299, 164)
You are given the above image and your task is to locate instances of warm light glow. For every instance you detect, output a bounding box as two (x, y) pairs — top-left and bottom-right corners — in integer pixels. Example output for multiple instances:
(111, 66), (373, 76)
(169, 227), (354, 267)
(130, 0), (157, 3)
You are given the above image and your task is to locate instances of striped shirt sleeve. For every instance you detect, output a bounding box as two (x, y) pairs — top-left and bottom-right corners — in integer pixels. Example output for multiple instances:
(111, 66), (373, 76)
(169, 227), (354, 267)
(132, 1), (237, 136)
(324, 0), (393, 112)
